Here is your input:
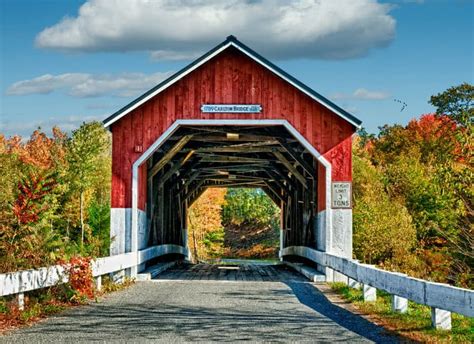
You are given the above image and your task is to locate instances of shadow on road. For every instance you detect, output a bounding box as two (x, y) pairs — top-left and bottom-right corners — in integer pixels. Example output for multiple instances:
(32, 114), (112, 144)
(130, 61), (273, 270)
(285, 281), (406, 343)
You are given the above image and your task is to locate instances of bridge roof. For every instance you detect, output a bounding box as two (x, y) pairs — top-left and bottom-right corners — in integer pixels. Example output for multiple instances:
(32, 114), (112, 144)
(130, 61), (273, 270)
(103, 35), (362, 128)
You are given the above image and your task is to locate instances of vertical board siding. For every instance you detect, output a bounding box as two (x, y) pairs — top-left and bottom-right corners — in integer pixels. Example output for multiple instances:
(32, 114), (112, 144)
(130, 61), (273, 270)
(111, 48), (355, 209)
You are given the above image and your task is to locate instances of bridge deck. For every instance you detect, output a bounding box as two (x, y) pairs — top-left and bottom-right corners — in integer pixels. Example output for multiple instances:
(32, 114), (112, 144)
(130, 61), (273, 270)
(156, 262), (307, 282)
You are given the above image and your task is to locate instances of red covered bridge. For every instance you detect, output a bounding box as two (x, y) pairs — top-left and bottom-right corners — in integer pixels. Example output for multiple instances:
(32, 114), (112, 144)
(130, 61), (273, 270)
(1, 38), (468, 338)
(103, 35), (361, 276)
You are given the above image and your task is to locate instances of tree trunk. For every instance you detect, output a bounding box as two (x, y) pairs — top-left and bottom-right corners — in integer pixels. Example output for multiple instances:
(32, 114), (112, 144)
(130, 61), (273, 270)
(80, 191), (84, 246)
(188, 213), (198, 263)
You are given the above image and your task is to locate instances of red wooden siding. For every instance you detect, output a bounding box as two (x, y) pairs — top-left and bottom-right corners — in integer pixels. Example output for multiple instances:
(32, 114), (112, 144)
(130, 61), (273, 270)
(111, 47), (355, 210)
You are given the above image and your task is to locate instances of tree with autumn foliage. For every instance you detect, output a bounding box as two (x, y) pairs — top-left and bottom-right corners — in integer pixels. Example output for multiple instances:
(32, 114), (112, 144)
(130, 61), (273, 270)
(0, 122), (111, 273)
(187, 188), (227, 261)
(0, 128), (67, 271)
(354, 83), (473, 287)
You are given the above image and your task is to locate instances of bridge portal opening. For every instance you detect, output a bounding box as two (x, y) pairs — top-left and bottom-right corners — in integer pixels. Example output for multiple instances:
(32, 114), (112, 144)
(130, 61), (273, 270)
(187, 187), (281, 262)
(142, 124), (320, 263)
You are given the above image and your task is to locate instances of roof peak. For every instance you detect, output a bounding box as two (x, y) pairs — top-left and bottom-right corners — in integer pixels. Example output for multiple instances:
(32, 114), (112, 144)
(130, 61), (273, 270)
(103, 36), (362, 128)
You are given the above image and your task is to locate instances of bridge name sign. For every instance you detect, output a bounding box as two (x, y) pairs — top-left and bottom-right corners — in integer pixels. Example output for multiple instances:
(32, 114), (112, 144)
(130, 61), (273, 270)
(201, 104), (262, 113)
(332, 182), (351, 208)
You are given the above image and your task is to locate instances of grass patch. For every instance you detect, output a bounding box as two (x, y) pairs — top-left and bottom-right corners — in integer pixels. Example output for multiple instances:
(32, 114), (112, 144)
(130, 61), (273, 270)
(329, 282), (474, 343)
(100, 275), (135, 293)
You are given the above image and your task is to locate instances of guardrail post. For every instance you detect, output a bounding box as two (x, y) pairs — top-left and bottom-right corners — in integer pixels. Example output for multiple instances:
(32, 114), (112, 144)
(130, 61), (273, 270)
(94, 276), (102, 292)
(431, 308), (451, 330)
(325, 267), (334, 282)
(333, 272), (348, 284)
(16, 293), (25, 311)
(111, 270), (125, 284)
(348, 277), (361, 289)
(391, 295), (408, 313)
(363, 284), (376, 302)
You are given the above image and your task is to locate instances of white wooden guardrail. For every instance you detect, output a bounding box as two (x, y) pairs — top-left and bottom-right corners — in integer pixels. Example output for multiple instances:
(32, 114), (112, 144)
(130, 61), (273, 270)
(0, 244), (186, 310)
(282, 246), (473, 330)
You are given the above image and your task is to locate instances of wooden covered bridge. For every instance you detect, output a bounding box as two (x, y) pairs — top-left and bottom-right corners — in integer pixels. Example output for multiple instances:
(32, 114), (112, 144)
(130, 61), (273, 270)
(103, 35), (360, 275)
(1, 38), (471, 339)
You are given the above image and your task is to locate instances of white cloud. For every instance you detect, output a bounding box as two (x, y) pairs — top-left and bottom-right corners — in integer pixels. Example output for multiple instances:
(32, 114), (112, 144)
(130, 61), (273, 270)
(150, 50), (202, 61)
(6, 72), (173, 97)
(353, 88), (390, 100)
(35, 0), (396, 60)
(331, 88), (390, 101)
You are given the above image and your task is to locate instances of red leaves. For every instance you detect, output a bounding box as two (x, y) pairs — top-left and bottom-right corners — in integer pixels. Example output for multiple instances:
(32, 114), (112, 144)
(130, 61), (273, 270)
(407, 114), (457, 140)
(12, 172), (57, 225)
(61, 256), (95, 300)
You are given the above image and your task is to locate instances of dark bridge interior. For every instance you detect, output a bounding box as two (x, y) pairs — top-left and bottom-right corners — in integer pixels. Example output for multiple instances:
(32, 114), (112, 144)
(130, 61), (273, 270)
(146, 125), (319, 251)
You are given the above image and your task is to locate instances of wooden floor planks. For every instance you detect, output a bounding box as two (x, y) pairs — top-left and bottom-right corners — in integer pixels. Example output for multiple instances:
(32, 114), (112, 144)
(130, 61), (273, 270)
(155, 263), (307, 282)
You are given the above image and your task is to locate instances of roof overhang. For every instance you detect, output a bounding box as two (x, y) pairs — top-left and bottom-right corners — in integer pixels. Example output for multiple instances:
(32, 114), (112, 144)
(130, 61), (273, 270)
(103, 36), (362, 129)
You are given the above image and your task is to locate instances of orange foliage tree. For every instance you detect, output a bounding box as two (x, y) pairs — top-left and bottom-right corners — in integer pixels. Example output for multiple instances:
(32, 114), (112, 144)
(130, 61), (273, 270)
(187, 188), (227, 261)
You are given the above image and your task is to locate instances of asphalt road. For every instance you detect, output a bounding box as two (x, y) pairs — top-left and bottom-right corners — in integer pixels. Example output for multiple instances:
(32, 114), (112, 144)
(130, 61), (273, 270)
(1, 265), (401, 343)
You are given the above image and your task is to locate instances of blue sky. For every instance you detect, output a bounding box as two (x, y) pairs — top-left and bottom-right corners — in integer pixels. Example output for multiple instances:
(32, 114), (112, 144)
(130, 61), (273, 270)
(1, 0), (473, 137)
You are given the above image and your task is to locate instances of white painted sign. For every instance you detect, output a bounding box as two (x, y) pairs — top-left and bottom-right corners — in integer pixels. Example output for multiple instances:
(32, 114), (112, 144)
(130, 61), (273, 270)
(201, 104), (262, 113)
(332, 182), (352, 208)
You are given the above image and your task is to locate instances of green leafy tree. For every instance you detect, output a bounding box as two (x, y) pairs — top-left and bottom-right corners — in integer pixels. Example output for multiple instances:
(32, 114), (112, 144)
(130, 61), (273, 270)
(352, 141), (417, 267)
(66, 122), (111, 248)
(222, 188), (280, 228)
(430, 83), (473, 128)
(429, 83), (473, 286)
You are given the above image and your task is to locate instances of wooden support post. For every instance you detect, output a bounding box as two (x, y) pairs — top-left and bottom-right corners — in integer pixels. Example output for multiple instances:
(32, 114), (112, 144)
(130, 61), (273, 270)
(184, 179), (207, 201)
(111, 270), (125, 284)
(183, 170), (202, 189)
(95, 276), (102, 292)
(391, 295), (408, 313)
(431, 308), (452, 330)
(188, 187), (207, 207)
(17, 292), (25, 311)
(348, 277), (361, 289)
(363, 284), (377, 302)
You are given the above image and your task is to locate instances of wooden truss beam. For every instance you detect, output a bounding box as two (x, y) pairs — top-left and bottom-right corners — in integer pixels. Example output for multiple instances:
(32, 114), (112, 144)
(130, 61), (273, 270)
(148, 135), (193, 180)
(198, 155), (272, 164)
(189, 134), (282, 142)
(276, 138), (316, 177)
(261, 187), (282, 207)
(203, 181), (266, 188)
(263, 180), (285, 202)
(273, 151), (308, 188)
(158, 150), (195, 187)
(263, 170), (290, 194)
